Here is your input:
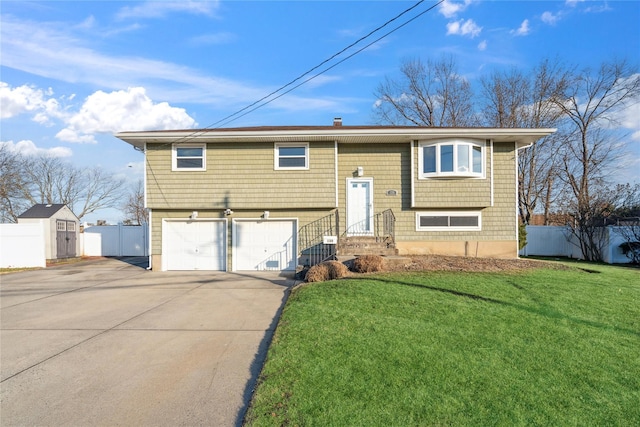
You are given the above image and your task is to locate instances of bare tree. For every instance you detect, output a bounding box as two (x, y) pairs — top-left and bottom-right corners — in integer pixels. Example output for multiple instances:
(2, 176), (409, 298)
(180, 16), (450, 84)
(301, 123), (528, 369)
(373, 56), (476, 127)
(551, 59), (640, 261)
(0, 145), (31, 222)
(121, 180), (148, 225)
(479, 59), (571, 225)
(1, 150), (127, 221)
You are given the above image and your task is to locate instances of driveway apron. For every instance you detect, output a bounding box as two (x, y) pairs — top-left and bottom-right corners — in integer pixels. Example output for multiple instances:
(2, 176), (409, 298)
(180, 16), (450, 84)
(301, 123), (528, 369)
(0, 257), (295, 426)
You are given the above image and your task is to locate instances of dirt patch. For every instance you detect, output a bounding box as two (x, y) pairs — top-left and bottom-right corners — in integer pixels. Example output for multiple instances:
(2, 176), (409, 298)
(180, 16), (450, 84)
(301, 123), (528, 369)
(384, 255), (567, 273)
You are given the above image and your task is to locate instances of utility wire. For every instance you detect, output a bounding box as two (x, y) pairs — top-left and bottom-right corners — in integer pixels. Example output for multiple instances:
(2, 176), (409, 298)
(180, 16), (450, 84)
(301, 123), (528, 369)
(216, 0), (445, 128)
(208, 0), (428, 129)
(162, 0), (442, 146)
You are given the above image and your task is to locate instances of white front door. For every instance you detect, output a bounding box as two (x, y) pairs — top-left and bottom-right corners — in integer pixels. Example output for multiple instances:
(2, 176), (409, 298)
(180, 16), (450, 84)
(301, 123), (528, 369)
(346, 178), (373, 236)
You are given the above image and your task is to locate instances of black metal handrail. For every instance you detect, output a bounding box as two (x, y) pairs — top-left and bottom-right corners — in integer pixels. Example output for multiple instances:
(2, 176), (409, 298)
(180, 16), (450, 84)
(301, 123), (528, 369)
(298, 210), (339, 267)
(342, 209), (396, 244)
(375, 209), (396, 244)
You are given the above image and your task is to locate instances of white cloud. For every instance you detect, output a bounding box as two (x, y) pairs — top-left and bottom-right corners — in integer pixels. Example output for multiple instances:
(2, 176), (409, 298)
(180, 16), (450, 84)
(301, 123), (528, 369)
(56, 87), (197, 143)
(0, 139), (72, 157)
(116, 0), (219, 20)
(565, 0), (585, 7)
(446, 19), (482, 38)
(478, 40), (487, 51)
(0, 15), (327, 110)
(439, 0), (473, 18)
(541, 11), (560, 25)
(0, 82), (54, 119)
(512, 19), (531, 36)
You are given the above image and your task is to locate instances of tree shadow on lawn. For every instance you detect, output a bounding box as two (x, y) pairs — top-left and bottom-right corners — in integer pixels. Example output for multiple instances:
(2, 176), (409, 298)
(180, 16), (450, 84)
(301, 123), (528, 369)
(347, 276), (640, 338)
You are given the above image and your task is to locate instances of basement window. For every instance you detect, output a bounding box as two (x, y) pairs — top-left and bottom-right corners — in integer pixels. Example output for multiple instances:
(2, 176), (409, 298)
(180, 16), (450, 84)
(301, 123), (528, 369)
(416, 211), (481, 231)
(173, 144), (206, 171)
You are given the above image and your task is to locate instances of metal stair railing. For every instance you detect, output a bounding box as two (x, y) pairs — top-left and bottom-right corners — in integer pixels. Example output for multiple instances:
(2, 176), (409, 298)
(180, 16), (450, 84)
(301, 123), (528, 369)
(298, 210), (339, 267)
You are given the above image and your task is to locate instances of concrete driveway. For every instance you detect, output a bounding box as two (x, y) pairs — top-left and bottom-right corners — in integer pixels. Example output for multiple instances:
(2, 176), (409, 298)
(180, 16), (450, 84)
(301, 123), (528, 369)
(0, 257), (295, 426)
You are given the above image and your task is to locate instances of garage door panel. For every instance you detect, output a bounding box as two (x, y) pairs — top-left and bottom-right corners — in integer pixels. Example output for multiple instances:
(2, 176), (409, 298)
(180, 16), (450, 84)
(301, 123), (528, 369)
(163, 220), (226, 271)
(233, 220), (296, 271)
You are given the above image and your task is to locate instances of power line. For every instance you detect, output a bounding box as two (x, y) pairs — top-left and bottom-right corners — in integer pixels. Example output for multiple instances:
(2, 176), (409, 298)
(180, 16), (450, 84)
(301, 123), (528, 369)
(216, 0), (445, 128)
(163, 0), (443, 146)
(208, 0), (430, 129)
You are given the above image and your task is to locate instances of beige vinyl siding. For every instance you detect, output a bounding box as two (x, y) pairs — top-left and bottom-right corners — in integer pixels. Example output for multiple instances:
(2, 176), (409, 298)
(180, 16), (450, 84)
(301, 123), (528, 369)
(335, 142), (518, 243)
(337, 143), (411, 234)
(401, 141), (517, 242)
(481, 142), (517, 240)
(146, 141), (336, 210)
(412, 141), (492, 208)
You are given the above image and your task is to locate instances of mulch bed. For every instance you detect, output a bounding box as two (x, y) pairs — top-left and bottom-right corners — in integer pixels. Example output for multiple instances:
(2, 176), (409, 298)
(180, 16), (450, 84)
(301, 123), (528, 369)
(384, 255), (568, 273)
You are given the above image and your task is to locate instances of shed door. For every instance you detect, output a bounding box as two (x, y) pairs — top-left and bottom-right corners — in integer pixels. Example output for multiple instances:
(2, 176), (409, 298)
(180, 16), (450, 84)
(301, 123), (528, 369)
(163, 220), (226, 271)
(233, 220), (297, 271)
(56, 220), (77, 258)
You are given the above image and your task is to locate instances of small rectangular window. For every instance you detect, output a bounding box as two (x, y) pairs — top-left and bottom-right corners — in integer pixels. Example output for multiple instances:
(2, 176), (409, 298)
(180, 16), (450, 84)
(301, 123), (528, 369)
(441, 145), (454, 172)
(457, 145), (470, 173)
(416, 211), (481, 231)
(450, 216), (479, 227)
(173, 144), (206, 171)
(419, 216), (448, 227)
(275, 143), (308, 170)
(472, 146), (482, 173)
(423, 145), (436, 173)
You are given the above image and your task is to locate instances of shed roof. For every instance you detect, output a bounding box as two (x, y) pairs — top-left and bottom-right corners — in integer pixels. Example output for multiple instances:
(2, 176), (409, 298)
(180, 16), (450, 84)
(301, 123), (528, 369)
(18, 204), (71, 219)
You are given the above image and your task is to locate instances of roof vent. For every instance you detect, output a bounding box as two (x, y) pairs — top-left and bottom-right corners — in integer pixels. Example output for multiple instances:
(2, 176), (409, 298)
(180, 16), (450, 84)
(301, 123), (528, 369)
(333, 117), (342, 127)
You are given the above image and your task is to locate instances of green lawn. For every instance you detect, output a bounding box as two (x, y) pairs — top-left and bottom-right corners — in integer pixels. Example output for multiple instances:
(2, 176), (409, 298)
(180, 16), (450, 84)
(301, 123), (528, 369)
(245, 262), (639, 426)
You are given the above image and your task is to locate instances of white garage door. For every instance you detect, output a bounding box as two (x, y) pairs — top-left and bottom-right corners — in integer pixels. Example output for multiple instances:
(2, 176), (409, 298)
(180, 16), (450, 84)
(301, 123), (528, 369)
(233, 219), (297, 271)
(163, 220), (226, 271)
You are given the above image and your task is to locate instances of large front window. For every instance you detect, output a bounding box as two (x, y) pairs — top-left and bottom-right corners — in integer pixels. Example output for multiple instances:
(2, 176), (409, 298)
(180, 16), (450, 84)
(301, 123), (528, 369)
(420, 140), (484, 178)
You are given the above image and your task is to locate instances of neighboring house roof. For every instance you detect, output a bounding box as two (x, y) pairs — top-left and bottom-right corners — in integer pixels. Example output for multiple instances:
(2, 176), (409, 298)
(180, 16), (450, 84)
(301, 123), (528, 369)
(17, 204), (72, 219)
(116, 125), (557, 150)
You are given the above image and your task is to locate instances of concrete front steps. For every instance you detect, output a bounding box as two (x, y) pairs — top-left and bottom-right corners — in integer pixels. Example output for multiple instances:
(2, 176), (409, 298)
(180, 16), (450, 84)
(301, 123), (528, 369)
(337, 236), (398, 257)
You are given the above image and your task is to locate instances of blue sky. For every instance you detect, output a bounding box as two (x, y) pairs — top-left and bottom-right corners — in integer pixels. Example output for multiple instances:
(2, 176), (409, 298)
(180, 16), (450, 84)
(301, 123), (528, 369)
(1, 0), (639, 223)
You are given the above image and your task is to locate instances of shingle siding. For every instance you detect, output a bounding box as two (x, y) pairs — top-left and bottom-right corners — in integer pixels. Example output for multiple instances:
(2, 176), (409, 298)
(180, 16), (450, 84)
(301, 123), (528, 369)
(146, 142), (336, 210)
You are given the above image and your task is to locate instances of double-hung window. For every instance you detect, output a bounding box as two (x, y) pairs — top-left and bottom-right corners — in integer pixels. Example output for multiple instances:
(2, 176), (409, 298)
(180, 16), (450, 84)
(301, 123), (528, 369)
(173, 144), (206, 171)
(275, 143), (309, 170)
(419, 139), (484, 178)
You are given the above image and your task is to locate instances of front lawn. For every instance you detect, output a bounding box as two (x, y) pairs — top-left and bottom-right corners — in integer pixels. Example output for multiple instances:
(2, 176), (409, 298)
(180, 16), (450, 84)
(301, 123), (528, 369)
(245, 262), (639, 426)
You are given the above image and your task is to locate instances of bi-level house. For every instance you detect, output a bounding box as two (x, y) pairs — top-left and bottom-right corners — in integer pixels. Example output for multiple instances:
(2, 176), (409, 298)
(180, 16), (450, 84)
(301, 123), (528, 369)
(116, 121), (554, 272)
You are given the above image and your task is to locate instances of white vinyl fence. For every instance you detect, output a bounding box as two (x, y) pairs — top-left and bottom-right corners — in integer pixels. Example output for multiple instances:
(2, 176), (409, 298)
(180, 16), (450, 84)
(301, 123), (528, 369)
(0, 223), (148, 269)
(82, 224), (149, 257)
(0, 223), (46, 268)
(520, 225), (636, 264)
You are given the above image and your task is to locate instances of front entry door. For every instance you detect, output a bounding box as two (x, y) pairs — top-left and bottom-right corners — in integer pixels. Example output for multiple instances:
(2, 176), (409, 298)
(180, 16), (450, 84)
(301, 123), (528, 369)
(347, 178), (373, 236)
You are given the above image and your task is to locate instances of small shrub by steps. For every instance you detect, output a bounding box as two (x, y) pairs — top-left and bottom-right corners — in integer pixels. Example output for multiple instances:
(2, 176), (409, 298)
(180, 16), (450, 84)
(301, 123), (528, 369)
(352, 255), (386, 273)
(305, 260), (350, 282)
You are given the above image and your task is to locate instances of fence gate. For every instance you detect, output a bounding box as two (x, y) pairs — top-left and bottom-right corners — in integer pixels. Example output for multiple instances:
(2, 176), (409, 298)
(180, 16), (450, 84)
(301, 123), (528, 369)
(56, 220), (77, 258)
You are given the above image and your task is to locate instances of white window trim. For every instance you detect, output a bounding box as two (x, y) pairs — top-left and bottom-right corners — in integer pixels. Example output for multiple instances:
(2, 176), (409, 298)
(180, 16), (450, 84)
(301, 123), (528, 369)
(418, 139), (485, 179)
(172, 143), (206, 171)
(416, 211), (482, 232)
(274, 143), (309, 170)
